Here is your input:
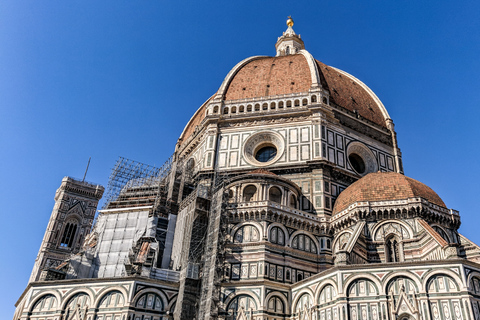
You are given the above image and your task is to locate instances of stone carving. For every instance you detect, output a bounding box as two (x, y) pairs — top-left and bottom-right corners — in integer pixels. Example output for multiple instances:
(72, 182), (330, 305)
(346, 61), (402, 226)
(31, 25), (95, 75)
(375, 222), (409, 241)
(223, 115), (311, 128)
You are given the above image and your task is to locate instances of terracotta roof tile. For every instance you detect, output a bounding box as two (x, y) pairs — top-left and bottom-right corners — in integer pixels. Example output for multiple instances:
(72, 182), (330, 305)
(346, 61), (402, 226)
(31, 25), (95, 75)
(316, 60), (386, 127)
(333, 172), (446, 215)
(224, 54), (311, 100)
(180, 54), (389, 144)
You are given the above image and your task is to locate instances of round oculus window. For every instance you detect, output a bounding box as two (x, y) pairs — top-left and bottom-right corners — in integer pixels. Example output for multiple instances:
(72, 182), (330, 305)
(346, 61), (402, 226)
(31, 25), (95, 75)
(346, 141), (378, 176)
(255, 146), (277, 162)
(348, 153), (366, 174)
(243, 131), (284, 167)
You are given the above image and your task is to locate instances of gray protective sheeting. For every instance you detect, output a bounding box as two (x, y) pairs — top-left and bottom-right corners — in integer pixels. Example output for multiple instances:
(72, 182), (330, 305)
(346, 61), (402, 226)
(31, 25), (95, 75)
(93, 210), (151, 278)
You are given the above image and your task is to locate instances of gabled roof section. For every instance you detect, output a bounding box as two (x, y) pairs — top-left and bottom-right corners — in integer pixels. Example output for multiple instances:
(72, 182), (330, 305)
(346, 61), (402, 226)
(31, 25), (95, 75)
(418, 219), (448, 247)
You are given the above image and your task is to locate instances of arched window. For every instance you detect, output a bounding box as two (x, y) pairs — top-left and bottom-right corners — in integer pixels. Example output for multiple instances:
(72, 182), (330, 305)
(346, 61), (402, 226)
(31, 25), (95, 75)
(234, 225), (260, 243)
(227, 295), (257, 319)
(294, 99), (300, 107)
(231, 106), (237, 113)
(64, 293), (90, 318)
(348, 279), (378, 297)
(385, 236), (400, 262)
(286, 46), (290, 55)
(213, 105), (219, 114)
(96, 291), (125, 320)
(60, 220), (78, 248)
(270, 226), (285, 245)
(247, 104), (252, 112)
(278, 101), (284, 108)
(239, 105), (245, 113)
(228, 189), (234, 203)
(269, 187), (282, 203)
(135, 292), (164, 311)
(254, 104), (260, 111)
(433, 226), (451, 243)
(270, 102), (276, 110)
(31, 294), (58, 314)
(295, 293), (312, 315)
(292, 234), (317, 253)
(223, 107), (229, 114)
(267, 296), (284, 314)
(297, 273), (303, 282)
(98, 290), (124, 308)
(311, 95), (317, 103)
(289, 194), (297, 209)
(262, 103), (268, 110)
(243, 185), (257, 202)
(319, 284), (337, 304)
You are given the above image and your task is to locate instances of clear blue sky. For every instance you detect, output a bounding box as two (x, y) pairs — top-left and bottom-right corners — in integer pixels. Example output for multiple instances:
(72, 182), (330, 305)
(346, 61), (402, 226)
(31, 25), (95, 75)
(1, 1), (479, 317)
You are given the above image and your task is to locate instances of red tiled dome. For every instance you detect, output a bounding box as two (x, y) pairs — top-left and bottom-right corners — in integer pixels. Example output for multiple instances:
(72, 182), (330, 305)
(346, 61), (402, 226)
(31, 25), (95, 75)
(332, 172), (446, 215)
(224, 54), (312, 100)
(179, 52), (390, 145)
(223, 55), (387, 127)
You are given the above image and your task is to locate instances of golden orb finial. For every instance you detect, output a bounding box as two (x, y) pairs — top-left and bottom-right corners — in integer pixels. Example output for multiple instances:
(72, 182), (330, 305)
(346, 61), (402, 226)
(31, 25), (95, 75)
(286, 16), (294, 27)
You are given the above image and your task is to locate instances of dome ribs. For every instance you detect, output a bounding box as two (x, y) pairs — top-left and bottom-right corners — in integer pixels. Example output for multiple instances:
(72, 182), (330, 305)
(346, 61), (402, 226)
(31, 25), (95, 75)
(224, 54), (311, 101)
(316, 60), (386, 128)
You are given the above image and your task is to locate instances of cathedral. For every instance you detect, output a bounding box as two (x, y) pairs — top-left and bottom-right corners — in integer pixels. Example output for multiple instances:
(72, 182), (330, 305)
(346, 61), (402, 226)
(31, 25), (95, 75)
(13, 18), (480, 320)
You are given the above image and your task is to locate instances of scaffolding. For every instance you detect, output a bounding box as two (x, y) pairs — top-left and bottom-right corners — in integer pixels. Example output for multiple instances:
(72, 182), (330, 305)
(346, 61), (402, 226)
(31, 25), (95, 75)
(102, 156), (173, 210)
(194, 158), (233, 319)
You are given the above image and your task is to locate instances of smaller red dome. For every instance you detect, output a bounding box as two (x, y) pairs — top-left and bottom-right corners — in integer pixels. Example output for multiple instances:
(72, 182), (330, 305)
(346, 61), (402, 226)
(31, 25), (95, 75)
(332, 172), (446, 215)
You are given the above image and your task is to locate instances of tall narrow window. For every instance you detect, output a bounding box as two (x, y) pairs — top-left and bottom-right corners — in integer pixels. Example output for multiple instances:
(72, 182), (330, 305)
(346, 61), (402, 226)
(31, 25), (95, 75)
(290, 194), (297, 209)
(60, 222), (77, 248)
(269, 187), (282, 203)
(385, 236), (400, 262)
(270, 227), (285, 245)
(243, 185), (257, 202)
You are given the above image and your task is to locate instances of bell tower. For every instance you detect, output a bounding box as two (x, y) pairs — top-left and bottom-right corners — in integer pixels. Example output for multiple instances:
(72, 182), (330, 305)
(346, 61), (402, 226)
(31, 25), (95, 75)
(29, 177), (104, 282)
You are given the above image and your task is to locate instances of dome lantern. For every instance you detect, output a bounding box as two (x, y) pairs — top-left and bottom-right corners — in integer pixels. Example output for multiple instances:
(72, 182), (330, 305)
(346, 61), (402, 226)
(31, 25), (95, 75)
(275, 16), (304, 56)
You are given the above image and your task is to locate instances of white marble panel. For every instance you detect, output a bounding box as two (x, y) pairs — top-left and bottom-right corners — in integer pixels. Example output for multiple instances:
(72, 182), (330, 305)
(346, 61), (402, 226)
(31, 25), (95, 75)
(231, 135), (239, 149)
(290, 129), (298, 143)
(301, 145), (310, 160)
(301, 127), (309, 142)
(229, 151), (238, 167)
(290, 146), (298, 161)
